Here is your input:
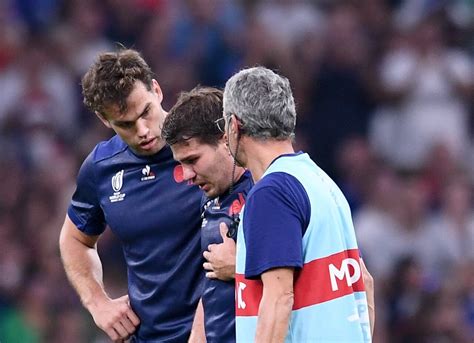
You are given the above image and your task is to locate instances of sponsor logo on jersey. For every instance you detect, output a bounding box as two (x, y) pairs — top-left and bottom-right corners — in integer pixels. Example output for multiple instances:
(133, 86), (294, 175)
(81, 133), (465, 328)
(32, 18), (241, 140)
(141, 165), (156, 181)
(109, 170), (126, 202)
(236, 249), (365, 316)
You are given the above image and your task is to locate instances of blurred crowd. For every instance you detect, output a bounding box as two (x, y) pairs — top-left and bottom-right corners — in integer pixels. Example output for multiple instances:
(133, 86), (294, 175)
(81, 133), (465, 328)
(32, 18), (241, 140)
(0, 0), (472, 342)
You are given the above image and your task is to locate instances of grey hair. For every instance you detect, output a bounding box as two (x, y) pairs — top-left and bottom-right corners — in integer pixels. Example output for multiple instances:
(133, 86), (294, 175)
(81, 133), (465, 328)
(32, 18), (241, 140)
(223, 67), (296, 140)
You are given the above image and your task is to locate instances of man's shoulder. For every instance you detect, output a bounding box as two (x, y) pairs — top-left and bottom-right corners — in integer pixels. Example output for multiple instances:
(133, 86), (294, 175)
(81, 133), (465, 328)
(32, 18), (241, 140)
(91, 135), (128, 163)
(78, 136), (128, 176)
(247, 172), (299, 201)
(255, 171), (299, 189)
(86, 135), (128, 164)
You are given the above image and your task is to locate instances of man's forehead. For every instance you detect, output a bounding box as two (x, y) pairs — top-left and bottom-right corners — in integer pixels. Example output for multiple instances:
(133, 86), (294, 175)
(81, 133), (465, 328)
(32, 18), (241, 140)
(100, 103), (122, 119)
(171, 140), (193, 157)
(172, 138), (210, 157)
(104, 101), (149, 122)
(101, 81), (152, 117)
(174, 139), (196, 151)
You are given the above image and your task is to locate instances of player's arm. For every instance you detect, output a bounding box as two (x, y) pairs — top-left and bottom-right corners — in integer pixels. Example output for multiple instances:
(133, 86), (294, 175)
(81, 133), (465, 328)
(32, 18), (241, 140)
(59, 214), (140, 341)
(255, 267), (294, 343)
(361, 258), (375, 335)
(243, 175), (307, 342)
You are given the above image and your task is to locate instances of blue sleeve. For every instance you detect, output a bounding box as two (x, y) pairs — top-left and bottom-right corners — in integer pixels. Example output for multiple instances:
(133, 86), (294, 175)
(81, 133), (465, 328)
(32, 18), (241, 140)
(243, 172), (311, 279)
(67, 151), (106, 235)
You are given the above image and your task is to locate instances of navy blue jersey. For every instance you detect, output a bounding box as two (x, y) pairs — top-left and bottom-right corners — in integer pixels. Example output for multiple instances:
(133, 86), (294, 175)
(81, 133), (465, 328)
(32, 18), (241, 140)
(67, 135), (203, 342)
(200, 170), (253, 343)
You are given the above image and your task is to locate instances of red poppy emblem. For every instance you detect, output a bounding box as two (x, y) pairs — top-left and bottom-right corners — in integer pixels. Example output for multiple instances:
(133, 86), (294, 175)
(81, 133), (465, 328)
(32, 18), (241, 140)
(228, 193), (245, 215)
(173, 165), (184, 183)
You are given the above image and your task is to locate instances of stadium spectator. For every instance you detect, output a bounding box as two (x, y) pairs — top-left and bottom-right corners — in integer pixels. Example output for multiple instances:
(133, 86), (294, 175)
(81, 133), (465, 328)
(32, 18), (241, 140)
(371, 14), (473, 170)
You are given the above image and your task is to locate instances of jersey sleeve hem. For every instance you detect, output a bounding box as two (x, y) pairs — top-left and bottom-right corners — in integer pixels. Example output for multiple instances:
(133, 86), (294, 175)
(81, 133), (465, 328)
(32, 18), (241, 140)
(244, 260), (302, 280)
(67, 207), (104, 236)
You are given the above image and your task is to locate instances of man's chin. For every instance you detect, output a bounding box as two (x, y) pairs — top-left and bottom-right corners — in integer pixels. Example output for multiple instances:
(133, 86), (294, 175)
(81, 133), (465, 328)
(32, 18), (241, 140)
(132, 145), (161, 156)
(204, 188), (218, 198)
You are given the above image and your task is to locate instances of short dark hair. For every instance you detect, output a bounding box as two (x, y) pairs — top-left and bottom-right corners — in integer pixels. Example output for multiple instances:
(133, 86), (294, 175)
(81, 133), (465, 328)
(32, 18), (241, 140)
(163, 87), (224, 146)
(82, 49), (154, 116)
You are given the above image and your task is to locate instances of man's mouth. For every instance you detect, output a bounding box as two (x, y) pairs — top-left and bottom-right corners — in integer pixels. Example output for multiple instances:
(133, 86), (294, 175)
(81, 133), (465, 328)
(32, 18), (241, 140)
(139, 138), (157, 149)
(197, 183), (210, 192)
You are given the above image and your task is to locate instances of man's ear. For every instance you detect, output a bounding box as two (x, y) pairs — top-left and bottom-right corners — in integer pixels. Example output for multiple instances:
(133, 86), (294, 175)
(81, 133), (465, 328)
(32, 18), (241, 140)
(218, 131), (227, 142)
(95, 111), (112, 128)
(230, 115), (240, 138)
(152, 79), (163, 103)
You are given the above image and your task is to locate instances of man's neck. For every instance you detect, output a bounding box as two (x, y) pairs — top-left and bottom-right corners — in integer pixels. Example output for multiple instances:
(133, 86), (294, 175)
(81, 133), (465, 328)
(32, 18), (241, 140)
(244, 139), (294, 182)
(232, 166), (246, 184)
(216, 166), (246, 203)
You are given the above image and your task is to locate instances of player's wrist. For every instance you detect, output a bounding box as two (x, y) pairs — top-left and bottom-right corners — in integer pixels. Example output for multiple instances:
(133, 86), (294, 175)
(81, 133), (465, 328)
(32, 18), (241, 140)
(83, 290), (110, 313)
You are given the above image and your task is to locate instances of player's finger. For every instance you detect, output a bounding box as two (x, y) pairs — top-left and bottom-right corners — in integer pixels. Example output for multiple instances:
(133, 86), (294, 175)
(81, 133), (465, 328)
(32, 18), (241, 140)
(206, 271), (217, 279)
(113, 322), (129, 339)
(107, 327), (120, 341)
(203, 250), (211, 261)
(207, 244), (215, 252)
(219, 223), (229, 240)
(120, 316), (137, 335)
(203, 262), (213, 271)
(126, 308), (140, 327)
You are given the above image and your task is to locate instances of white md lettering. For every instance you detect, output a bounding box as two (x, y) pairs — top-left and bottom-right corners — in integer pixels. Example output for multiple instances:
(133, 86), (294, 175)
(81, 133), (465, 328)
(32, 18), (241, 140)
(237, 282), (247, 309)
(328, 258), (361, 291)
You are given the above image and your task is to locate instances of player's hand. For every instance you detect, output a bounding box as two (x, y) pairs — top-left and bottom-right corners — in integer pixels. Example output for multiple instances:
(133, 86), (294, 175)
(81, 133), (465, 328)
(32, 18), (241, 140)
(203, 222), (236, 281)
(89, 294), (140, 342)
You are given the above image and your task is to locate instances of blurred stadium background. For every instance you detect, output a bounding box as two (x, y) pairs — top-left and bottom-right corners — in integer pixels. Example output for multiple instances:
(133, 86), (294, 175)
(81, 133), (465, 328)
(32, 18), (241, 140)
(0, 0), (472, 342)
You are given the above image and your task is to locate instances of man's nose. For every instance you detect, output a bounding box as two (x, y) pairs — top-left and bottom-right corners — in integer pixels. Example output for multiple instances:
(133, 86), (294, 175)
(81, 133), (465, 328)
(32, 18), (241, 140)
(137, 118), (150, 138)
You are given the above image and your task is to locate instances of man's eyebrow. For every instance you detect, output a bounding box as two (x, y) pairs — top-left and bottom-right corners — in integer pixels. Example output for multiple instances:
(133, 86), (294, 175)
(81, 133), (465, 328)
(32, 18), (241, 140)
(114, 103), (151, 125)
(138, 103), (151, 118)
(180, 154), (198, 163)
